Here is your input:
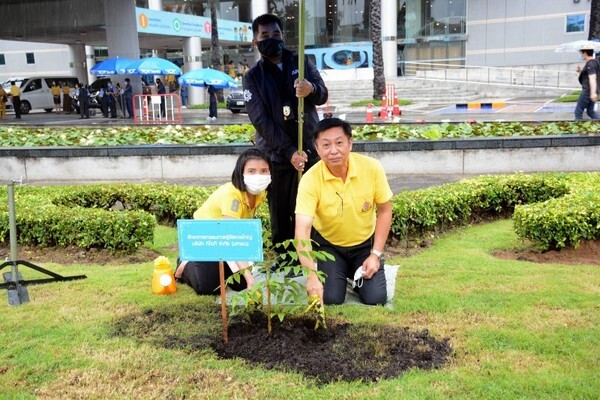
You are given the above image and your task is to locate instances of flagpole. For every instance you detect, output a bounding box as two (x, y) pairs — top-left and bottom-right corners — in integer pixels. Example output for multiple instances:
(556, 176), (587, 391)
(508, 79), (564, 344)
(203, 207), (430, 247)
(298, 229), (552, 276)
(297, 0), (305, 180)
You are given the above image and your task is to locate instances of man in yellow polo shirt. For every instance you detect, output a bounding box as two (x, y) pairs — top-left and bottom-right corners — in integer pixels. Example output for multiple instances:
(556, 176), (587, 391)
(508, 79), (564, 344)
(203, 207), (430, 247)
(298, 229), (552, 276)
(295, 118), (393, 305)
(10, 81), (22, 119)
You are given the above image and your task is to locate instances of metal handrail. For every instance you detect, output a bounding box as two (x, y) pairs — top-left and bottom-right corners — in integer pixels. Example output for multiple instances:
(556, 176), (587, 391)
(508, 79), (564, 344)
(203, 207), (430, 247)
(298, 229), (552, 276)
(402, 61), (579, 90)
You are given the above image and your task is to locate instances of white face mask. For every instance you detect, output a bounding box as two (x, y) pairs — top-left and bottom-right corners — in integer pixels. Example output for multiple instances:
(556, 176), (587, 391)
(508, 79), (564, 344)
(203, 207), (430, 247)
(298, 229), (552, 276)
(243, 174), (271, 195)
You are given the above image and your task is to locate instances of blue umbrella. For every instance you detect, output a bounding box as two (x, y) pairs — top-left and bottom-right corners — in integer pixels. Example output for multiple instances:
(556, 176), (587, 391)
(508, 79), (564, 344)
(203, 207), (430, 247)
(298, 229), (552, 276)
(125, 57), (182, 75)
(90, 57), (136, 76)
(178, 68), (239, 89)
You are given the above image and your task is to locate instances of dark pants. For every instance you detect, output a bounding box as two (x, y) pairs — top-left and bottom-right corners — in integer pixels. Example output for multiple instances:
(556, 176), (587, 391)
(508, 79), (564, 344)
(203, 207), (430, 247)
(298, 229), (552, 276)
(100, 96), (108, 117)
(268, 157), (318, 252)
(160, 97), (166, 117)
(125, 97), (133, 118)
(312, 231), (387, 306)
(178, 260), (247, 295)
(80, 100), (89, 118)
(209, 97), (217, 118)
(12, 96), (21, 119)
(575, 90), (599, 120)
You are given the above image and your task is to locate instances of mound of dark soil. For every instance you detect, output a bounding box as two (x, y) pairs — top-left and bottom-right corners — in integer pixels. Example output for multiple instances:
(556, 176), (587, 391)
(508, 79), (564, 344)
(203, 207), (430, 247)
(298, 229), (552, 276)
(493, 239), (600, 266)
(213, 314), (453, 383)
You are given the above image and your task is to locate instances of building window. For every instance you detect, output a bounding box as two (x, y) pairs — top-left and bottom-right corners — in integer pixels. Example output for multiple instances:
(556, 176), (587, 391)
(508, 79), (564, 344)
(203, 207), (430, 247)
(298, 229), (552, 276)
(0, 54), (5, 65)
(26, 52), (35, 64)
(566, 14), (585, 33)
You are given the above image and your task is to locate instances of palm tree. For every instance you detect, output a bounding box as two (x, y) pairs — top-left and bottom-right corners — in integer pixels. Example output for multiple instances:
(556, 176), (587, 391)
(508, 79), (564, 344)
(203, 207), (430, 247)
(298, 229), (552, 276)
(370, 0), (385, 100)
(590, 0), (600, 40)
(208, 0), (224, 101)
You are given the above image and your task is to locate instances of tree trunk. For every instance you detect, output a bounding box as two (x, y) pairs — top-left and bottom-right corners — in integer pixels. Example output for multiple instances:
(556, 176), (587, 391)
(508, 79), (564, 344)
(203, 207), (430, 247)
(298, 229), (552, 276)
(208, 0), (224, 101)
(370, 0), (385, 100)
(590, 0), (600, 40)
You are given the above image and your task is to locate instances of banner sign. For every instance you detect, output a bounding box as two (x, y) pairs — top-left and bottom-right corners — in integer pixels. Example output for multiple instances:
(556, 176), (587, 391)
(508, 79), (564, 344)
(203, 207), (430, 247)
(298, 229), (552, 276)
(177, 219), (263, 262)
(136, 7), (252, 42)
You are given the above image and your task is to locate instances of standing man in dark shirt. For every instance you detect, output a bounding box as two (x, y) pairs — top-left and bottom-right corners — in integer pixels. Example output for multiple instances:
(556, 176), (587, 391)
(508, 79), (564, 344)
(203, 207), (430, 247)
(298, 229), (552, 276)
(156, 78), (166, 117)
(243, 13), (328, 262)
(575, 47), (599, 120)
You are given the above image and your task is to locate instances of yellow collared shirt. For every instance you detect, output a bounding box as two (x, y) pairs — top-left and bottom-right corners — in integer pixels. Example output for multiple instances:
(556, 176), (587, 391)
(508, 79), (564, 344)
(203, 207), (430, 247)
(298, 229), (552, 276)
(51, 86), (61, 96)
(296, 152), (393, 247)
(193, 182), (266, 220)
(10, 85), (20, 97)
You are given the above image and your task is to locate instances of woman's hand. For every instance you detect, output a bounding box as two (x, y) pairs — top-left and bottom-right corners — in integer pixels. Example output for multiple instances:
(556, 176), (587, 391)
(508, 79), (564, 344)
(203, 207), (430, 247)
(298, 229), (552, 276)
(243, 270), (256, 289)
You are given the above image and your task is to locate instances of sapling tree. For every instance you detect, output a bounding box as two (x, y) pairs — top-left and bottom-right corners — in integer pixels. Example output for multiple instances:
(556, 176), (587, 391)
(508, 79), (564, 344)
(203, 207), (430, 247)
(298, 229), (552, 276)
(226, 239), (332, 334)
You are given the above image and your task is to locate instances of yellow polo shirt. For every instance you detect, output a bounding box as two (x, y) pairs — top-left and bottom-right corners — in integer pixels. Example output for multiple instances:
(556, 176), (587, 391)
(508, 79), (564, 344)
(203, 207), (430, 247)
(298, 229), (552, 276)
(10, 85), (20, 97)
(51, 85), (61, 96)
(296, 152), (393, 247)
(193, 182), (266, 220)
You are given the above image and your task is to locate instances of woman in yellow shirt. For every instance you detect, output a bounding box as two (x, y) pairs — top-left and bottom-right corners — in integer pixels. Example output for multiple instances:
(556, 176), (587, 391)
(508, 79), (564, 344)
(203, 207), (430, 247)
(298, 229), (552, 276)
(175, 148), (272, 295)
(62, 82), (72, 114)
(51, 81), (62, 113)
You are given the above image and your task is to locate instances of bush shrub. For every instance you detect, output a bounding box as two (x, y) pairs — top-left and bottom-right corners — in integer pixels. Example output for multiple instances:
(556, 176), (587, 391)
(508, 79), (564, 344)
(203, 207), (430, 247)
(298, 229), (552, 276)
(1, 173), (598, 253)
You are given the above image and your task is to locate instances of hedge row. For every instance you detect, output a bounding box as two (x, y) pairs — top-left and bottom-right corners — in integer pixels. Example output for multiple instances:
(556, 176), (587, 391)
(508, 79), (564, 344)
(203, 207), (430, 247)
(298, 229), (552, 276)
(1, 173), (598, 253)
(390, 173), (572, 239)
(513, 173), (600, 249)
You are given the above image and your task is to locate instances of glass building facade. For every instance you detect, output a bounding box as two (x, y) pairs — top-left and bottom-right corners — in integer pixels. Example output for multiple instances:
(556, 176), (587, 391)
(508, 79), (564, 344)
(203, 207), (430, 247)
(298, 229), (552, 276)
(134, 0), (467, 75)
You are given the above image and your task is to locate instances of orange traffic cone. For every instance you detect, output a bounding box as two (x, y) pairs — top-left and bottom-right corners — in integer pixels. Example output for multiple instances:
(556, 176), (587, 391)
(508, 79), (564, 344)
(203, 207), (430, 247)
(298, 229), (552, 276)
(379, 95), (388, 119)
(366, 103), (374, 123)
(392, 93), (401, 116)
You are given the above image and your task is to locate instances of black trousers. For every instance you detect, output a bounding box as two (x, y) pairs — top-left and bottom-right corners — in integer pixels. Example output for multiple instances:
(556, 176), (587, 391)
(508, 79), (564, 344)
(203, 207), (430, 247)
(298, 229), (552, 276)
(12, 97), (21, 118)
(312, 230), (387, 305)
(268, 157), (318, 252)
(178, 260), (248, 295)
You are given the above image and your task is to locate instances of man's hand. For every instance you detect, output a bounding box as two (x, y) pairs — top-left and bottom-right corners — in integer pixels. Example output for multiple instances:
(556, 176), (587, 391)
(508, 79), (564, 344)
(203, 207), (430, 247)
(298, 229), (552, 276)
(290, 151), (308, 171)
(306, 271), (323, 304)
(294, 78), (313, 98)
(361, 253), (381, 279)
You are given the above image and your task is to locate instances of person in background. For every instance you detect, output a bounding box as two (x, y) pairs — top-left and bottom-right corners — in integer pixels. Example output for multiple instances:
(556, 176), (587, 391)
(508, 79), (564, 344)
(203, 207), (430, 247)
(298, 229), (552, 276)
(51, 81), (62, 113)
(156, 78), (166, 117)
(62, 82), (72, 114)
(106, 81), (117, 118)
(0, 85), (7, 119)
(122, 78), (133, 118)
(295, 118), (393, 306)
(207, 84), (218, 120)
(99, 85), (108, 117)
(181, 84), (188, 107)
(174, 148), (272, 295)
(575, 47), (600, 121)
(228, 60), (236, 79)
(10, 81), (22, 120)
(243, 13), (328, 266)
(78, 83), (90, 119)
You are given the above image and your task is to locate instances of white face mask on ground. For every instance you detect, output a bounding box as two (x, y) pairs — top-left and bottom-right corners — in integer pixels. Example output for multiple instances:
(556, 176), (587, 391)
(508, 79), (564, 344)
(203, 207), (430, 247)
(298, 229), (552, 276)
(244, 174), (271, 194)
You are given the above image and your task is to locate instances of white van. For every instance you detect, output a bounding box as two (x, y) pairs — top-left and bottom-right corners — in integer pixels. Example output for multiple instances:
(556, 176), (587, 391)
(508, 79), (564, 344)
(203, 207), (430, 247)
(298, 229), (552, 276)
(3, 76), (80, 114)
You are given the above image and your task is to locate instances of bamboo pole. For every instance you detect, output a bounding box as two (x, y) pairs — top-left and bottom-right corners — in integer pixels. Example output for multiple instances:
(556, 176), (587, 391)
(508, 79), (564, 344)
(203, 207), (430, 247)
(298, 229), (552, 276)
(297, 0), (305, 180)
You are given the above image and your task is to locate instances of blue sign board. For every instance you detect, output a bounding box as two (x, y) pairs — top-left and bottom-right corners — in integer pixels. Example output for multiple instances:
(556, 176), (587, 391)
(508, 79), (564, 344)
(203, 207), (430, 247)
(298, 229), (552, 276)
(177, 219), (263, 262)
(136, 7), (252, 42)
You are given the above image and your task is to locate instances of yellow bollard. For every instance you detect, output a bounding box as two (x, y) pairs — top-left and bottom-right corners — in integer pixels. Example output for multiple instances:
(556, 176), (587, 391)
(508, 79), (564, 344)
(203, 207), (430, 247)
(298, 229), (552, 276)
(151, 256), (177, 295)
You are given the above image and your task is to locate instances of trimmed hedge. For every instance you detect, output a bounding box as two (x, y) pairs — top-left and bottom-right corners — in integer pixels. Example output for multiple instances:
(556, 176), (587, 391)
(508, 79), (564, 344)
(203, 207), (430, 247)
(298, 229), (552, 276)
(390, 173), (571, 239)
(1, 173), (599, 253)
(513, 173), (600, 250)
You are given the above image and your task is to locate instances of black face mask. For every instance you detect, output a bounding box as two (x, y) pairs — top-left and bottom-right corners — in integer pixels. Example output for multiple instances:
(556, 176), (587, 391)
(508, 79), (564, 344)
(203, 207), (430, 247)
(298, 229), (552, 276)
(257, 38), (284, 58)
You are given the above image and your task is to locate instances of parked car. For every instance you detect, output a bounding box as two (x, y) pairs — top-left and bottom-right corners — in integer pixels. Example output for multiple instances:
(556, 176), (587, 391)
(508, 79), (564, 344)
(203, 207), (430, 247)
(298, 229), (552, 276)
(226, 89), (246, 114)
(2, 76), (79, 114)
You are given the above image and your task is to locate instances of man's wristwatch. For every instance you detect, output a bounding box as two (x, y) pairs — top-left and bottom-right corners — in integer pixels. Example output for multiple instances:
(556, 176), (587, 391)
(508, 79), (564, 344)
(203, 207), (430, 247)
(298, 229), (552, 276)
(371, 249), (385, 260)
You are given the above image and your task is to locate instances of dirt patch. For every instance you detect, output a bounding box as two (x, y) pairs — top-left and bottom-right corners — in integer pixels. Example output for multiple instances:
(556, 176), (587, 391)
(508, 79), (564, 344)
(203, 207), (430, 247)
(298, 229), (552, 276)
(493, 239), (600, 266)
(0, 243), (160, 266)
(112, 307), (453, 384)
(213, 314), (452, 383)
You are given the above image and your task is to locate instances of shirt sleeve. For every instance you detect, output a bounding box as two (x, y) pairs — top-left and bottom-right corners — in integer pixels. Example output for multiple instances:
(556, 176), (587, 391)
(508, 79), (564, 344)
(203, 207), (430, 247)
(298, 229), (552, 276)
(243, 67), (297, 160)
(295, 173), (318, 218)
(220, 191), (245, 219)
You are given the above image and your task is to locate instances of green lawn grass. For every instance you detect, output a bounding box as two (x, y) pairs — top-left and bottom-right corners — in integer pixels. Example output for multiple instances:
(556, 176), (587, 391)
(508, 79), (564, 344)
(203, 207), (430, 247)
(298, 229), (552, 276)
(1, 219), (598, 399)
